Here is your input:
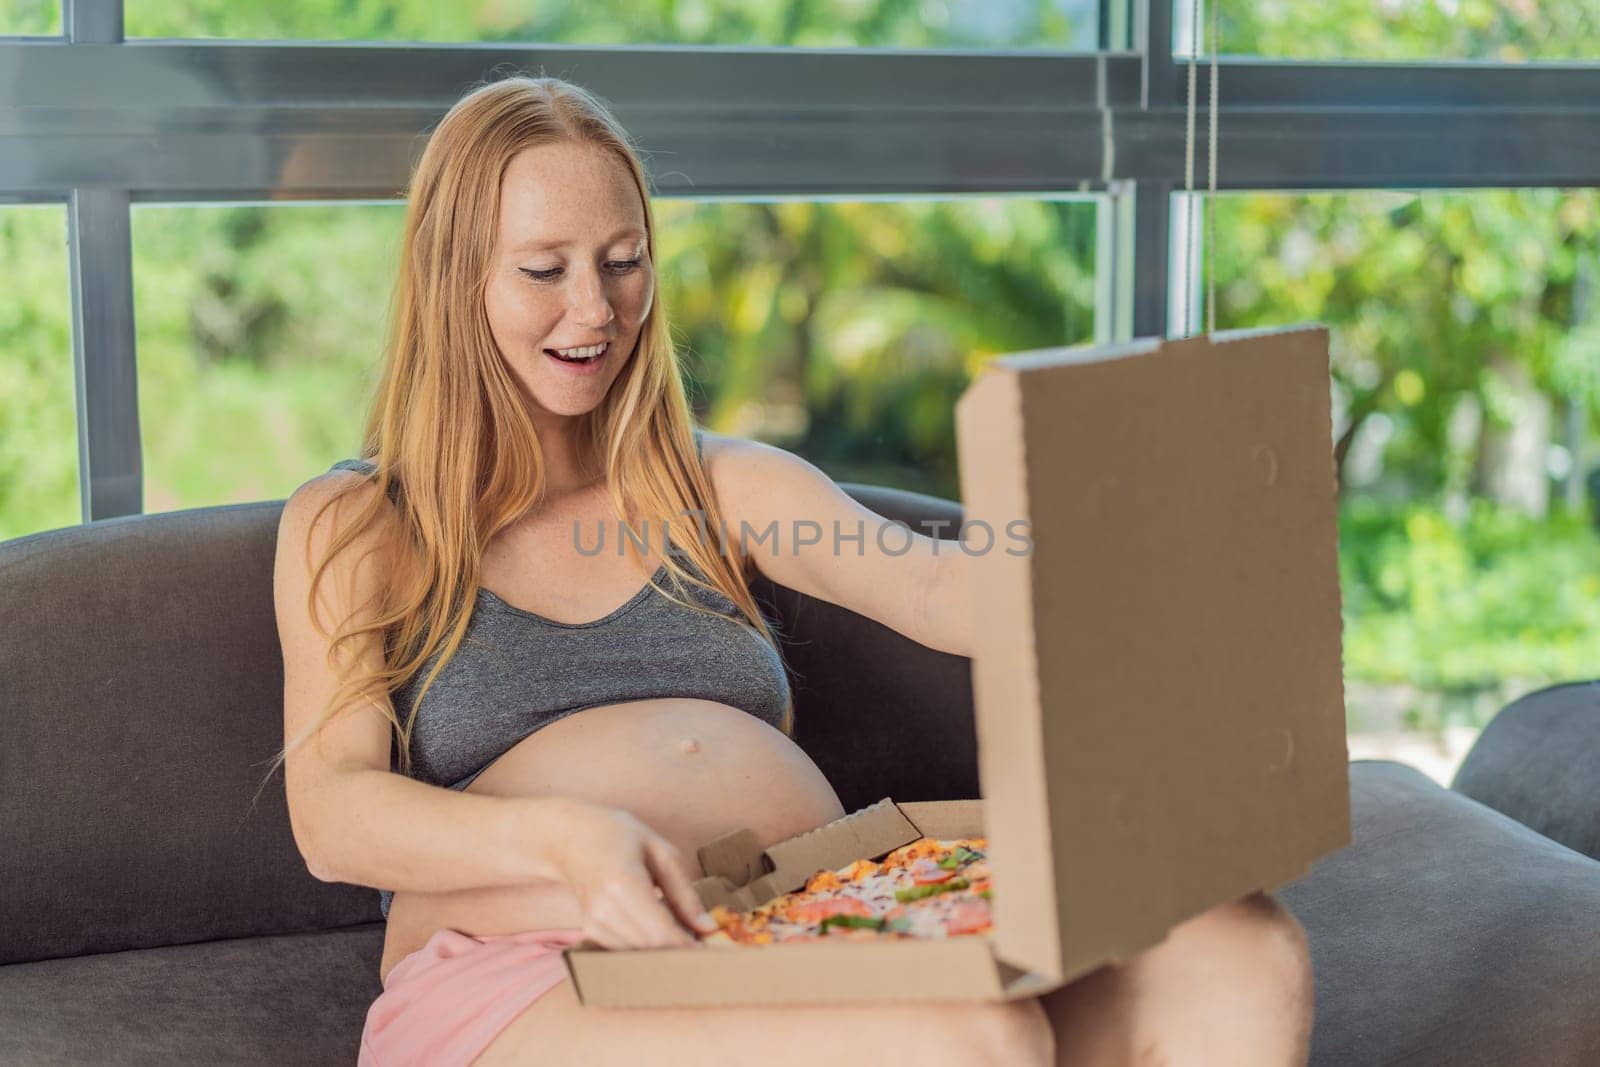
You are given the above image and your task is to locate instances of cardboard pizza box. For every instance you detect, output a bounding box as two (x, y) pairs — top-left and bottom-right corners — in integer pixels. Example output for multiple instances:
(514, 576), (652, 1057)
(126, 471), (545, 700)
(563, 324), (1353, 1007)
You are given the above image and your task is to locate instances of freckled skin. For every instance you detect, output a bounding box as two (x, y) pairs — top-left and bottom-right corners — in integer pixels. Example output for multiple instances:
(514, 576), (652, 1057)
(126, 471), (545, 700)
(482, 141), (654, 427)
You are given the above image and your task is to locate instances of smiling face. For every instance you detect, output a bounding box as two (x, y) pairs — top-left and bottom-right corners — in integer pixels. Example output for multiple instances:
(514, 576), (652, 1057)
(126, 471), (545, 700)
(483, 140), (655, 430)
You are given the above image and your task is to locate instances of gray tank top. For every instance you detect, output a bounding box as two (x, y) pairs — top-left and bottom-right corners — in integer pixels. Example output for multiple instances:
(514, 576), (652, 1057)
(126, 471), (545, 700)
(325, 430), (791, 917)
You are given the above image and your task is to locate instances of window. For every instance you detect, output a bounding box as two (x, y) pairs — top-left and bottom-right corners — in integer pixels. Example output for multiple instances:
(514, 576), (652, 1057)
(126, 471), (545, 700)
(10, 2), (1599, 770)
(129, 196), (1097, 509)
(1, 0), (59, 36)
(1198, 0), (1600, 62)
(659, 196), (1098, 500)
(127, 0), (1100, 50)
(130, 203), (404, 511)
(0, 205), (75, 540)
(1210, 188), (1600, 777)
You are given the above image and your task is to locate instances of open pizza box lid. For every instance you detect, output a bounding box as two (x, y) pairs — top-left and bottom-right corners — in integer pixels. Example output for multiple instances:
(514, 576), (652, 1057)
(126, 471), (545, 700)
(563, 325), (1352, 1005)
(954, 324), (1352, 985)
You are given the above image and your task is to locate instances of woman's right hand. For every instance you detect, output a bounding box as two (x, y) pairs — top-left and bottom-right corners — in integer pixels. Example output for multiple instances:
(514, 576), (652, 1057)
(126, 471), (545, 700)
(551, 800), (719, 949)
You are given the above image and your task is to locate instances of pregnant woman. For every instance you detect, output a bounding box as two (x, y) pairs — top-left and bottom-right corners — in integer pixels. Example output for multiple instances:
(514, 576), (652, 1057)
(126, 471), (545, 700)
(272, 75), (1314, 1066)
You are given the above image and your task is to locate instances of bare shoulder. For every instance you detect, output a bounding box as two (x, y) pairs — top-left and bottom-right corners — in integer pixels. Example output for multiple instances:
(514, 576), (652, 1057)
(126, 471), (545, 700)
(693, 431), (805, 574)
(280, 468), (402, 550)
(694, 429), (823, 517)
(275, 468), (409, 611)
(694, 426), (741, 467)
(689, 429), (868, 573)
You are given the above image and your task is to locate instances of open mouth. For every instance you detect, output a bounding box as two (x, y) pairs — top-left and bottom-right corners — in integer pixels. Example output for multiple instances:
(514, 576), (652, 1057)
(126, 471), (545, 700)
(545, 341), (610, 364)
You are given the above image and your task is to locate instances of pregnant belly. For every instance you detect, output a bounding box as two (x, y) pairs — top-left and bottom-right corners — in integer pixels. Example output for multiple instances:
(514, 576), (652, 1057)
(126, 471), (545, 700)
(378, 698), (846, 985)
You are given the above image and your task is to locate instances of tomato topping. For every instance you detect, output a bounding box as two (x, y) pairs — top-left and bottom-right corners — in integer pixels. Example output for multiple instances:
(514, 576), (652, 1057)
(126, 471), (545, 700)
(785, 896), (874, 923)
(946, 899), (993, 936)
(910, 859), (956, 885)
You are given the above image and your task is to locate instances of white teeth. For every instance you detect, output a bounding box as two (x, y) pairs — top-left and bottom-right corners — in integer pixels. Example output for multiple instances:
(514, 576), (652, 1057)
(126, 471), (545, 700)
(553, 342), (608, 360)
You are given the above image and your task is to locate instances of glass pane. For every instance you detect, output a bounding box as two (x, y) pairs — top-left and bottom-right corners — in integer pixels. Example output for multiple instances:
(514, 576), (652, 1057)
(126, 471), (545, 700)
(658, 197), (1098, 500)
(127, 0), (1098, 50)
(131, 203), (406, 512)
(0, 0), (59, 35)
(1187, 0), (1600, 62)
(129, 196), (1095, 512)
(1209, 188), (1600, 778)
(0, 204), (76, 542)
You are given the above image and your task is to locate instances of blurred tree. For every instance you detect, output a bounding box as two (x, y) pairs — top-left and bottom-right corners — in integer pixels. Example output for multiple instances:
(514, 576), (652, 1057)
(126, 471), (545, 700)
(0, 207), (75, 541)
(1213, 190), (1600, 510)
(125, 0), (1097, 48)
(1215, 0), (1599, 62)
(1211, 1), (1600, 512)
(2, 0), (58, 34)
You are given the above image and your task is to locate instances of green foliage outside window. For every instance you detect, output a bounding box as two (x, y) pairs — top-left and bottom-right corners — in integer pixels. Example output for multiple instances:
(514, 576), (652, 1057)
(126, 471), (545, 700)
(1216, 0), (1600, 62)
(1339, 500), (1600, 729)
(124, 0), (1097, 48)
(3, 0), (1599, 736)
(1, 0), (58, 35)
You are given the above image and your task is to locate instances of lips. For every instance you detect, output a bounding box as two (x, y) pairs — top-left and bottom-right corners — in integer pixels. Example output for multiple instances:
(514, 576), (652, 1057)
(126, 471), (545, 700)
(544, 342), (610, 376)
(546, 341), (610, 362)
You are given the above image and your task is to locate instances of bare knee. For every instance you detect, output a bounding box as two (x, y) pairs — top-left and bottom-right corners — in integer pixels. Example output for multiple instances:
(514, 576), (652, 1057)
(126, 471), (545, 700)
(1215, 892), (1313, 1003)
(937, 997), (1055, 1067)
(1184, 892), (1315, 1038)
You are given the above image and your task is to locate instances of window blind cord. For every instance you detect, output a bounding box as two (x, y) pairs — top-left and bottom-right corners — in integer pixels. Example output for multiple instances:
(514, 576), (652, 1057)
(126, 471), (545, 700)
(1208, 0), (1219, 338)
(1182, 0), (1220, 338)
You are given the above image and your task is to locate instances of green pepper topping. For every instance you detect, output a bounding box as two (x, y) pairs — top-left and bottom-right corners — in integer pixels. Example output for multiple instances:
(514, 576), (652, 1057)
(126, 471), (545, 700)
(818, 914), (886, 934)
(938, 846), (984, 870)
(895, 877), (971, 903)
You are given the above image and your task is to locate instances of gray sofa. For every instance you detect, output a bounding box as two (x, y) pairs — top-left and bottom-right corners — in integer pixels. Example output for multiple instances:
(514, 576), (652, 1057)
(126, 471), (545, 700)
(3, 486), (1600, 1065)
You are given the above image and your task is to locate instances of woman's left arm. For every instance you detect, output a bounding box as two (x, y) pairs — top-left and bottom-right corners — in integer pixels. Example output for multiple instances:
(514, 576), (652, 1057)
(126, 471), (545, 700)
(701, 434), (974, 658)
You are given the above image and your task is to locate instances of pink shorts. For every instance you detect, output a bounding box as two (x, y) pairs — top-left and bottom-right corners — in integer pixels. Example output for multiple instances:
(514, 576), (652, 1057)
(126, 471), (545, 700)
(358, 927), (585, 1067)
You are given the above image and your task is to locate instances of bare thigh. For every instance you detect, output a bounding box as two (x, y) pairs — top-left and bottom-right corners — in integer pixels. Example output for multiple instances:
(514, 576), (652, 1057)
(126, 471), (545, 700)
(473, 975), (1054, 1067)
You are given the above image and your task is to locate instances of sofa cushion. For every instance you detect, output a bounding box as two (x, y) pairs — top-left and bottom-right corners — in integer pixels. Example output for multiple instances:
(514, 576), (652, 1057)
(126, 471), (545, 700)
(1278, 760), (1600, 1067)
(0, 503), (379, 966)
(1452, 680), (1600, 863)
(0, 923), (383, 1066)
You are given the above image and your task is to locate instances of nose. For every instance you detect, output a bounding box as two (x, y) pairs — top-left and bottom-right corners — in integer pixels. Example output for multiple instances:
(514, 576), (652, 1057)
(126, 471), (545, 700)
(570, 267), (616, 329)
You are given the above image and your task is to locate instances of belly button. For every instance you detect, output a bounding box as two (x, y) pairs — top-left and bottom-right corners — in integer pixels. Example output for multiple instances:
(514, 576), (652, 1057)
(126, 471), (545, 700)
(678, 737), (701, 755)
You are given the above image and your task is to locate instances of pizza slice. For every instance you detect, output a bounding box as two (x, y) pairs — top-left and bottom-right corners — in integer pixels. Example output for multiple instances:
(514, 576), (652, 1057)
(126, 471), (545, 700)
(700, 836), (994, 946)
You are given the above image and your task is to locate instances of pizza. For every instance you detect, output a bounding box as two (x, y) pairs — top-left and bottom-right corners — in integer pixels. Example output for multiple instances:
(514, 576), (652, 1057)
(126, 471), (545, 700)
(700, 836), (993, 945)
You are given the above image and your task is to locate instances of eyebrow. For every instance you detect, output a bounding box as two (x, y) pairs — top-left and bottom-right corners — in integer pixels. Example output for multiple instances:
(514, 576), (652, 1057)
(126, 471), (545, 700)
(510, 226), (646, 254)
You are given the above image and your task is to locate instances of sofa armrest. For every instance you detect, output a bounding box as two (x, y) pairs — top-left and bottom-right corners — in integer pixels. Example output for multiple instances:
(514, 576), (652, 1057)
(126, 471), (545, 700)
(1451, 680), (1600, 863)
(1279, 760), (1600, 1066)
